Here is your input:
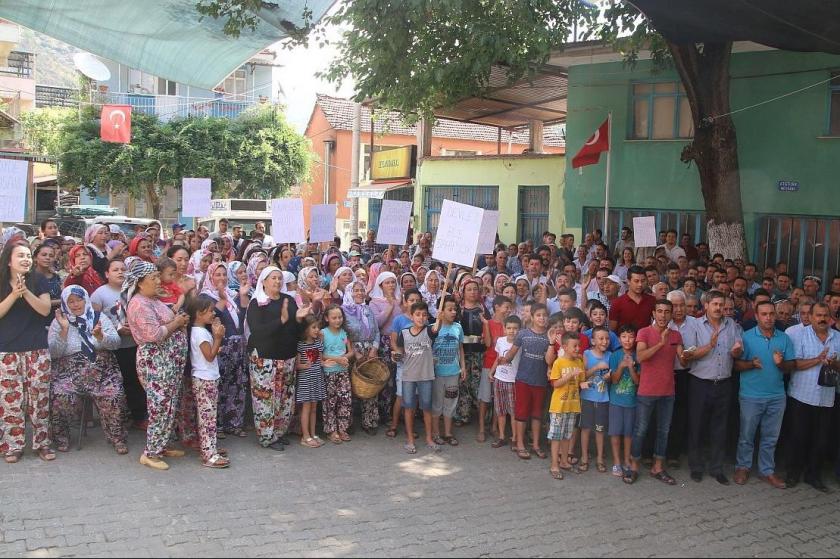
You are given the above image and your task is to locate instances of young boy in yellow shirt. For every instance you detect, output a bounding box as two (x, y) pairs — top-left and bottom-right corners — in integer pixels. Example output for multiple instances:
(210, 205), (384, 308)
(547, 332), (587, 480)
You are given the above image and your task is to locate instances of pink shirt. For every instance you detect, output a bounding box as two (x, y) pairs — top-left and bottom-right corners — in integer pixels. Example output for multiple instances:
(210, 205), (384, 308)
(127, 294), (175, 345)
(369, 298), (399, 335)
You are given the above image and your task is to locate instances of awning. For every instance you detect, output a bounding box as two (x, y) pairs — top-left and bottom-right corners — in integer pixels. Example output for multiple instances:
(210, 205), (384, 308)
(348, 179), (414, 200)
(0, 0), (334, 90)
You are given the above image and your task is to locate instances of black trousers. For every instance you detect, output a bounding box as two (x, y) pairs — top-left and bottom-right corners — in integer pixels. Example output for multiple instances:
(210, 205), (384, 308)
(687, 376), (732, 476)
(785, 397), (832, 482)
(114, 345), (146, 422)
(666, 369), (691, 460)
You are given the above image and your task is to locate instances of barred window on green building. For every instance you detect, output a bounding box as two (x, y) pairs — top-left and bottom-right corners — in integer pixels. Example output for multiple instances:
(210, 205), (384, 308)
(631, 82), (693, 140)
(829, 72), (840, 136)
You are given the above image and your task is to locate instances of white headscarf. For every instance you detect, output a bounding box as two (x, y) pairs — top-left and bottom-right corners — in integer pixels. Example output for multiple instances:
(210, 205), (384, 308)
(369, 271), (400, 300)
(253, 265), (284, 307)
(419, 269), (444, 318)
(281, 271), (296, 297)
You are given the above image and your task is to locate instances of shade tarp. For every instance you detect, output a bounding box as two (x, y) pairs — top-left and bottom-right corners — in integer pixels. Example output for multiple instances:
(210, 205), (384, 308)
(0, 0), (334, 89)
(631, 0), (840, 54)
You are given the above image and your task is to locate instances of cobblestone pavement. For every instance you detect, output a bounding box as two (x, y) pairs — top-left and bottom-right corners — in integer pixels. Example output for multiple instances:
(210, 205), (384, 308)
(1, 423), (840, 558)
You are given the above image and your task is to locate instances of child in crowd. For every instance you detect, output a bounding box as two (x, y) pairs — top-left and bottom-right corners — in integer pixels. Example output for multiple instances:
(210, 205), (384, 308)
(187, 295), (230, 469)
(394, 301), (438, 454)
(296, 315), (327, 448)
(584, 302), (621, 351)
(608, 325), (640, 477)
(431, 296), (465, 446)
(580, 326), (612, 473)
(517, 301), (533, 329)
(504, 303), (550, 460)
(387, 289), (423, 438)
(479, 295), (513, 442)
(547, 332), (586, 479)
(489, 314), (521, 448)
(321, 305), (353, 444)
(157, 257), (185, 311)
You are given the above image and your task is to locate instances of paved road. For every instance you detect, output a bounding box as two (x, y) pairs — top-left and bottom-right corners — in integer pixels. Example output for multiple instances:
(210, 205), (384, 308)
(1, 424), (839, 558)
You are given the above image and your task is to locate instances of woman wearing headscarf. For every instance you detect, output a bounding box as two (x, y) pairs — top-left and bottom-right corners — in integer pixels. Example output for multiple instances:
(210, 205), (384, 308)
(455, 278), (490, 432)
(321, 253), (342, 288)
(419, 269), (444, 320)
(83, 224), (114, 280)
(128, 235), (155, 263)
(219, 234), (236, 262)
(296, 265), (327, 318)
(399, 271), (417, 293)
(342, 280), (380, 435)
(245, 251), (269, 297)
(0, 226), (25, 254)
(48, 285), (127, 454)
(64, 245), (105, 295)
(124, 261), (190, 470)
(513, 275), (531, 307)
(368, 271), (401, 429)
(246, 266), (310, 451)
(201, 262), (250, 437)
(227, 261), (247, 293)
(327, 266), (356, 306)
(0, 240), (54, 463)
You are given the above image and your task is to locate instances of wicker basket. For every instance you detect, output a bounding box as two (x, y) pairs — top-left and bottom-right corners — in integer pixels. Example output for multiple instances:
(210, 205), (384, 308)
(351, 358), (391, 400)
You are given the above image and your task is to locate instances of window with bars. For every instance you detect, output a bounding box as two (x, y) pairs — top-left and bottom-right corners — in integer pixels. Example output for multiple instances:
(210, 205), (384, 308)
(829, 72), (840, 136)
(755, 215), (840, 287)
(631, 82), (693, 140)
(583, 207), (706, 251)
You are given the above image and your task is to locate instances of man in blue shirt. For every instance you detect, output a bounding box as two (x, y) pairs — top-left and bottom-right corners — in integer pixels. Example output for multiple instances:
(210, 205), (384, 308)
(733, 301), (795, 489)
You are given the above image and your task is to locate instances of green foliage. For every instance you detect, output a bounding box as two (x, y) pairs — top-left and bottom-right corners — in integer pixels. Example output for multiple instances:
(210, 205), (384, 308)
(54, 105), (311, 217)
(195, 0), (314, 39)
(20, 107), (76, 157)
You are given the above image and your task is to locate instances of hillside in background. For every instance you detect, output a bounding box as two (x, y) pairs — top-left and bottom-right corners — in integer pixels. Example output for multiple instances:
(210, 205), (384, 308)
(17, 27), (78, 87)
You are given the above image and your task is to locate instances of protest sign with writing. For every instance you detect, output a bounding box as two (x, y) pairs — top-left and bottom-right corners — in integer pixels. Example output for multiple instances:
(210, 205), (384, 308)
(376, 200), (413, 246)
(181, 178), (212, 217)
(0, 159), (28, 223)
(632, 216), (658, 248)
(432, 199), (484, 267)
(476, 210), (499, 255)
(272, 198), (305, 243)
(310, 204), (337, 243)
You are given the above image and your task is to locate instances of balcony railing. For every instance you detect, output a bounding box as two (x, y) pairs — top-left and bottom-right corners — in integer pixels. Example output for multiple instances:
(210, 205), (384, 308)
(35, 84), (77, 108)
(99, 92), (256, 121)
(0, 51), (34, 79)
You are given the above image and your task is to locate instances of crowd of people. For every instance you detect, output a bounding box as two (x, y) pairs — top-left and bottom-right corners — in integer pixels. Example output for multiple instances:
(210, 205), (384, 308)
(1, 218), (839, 492)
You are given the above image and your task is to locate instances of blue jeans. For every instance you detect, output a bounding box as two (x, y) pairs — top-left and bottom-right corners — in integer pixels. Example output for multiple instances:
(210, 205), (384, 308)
(736, 396), (786, 476)
(631, 396), (674, 461)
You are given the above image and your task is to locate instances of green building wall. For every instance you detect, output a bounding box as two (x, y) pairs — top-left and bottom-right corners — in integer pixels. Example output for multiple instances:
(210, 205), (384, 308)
(564, 49), (840, 257)
(416, 154), (566, 244)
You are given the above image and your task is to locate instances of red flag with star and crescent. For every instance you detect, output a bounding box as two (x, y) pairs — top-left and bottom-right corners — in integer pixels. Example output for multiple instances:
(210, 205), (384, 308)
(100, 105), (132, 143)
(571, 118), (609, 169)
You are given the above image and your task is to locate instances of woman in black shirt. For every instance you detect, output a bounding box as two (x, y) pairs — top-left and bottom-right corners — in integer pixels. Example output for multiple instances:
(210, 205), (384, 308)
(246, 266), (310, 451)
(0, 240), (54, 463)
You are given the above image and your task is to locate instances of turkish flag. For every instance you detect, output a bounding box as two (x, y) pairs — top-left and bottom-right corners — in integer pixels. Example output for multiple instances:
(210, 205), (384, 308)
(100, 105), (132, 143)
(571, 118), (609, 169)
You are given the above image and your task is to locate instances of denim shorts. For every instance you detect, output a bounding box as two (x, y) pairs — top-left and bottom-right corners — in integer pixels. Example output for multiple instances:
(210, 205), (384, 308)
(607, 404), (636, 437)
(395, 364), (403, 398)
(478, 368), (494, 403)
(402, 379), (433, 411)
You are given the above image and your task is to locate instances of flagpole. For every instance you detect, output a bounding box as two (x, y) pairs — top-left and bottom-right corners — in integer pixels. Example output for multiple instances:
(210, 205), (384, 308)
(603, 111), (612, 243)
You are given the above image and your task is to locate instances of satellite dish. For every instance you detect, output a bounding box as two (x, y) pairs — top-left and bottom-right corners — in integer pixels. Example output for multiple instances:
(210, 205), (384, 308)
(73, 53), (111, 81)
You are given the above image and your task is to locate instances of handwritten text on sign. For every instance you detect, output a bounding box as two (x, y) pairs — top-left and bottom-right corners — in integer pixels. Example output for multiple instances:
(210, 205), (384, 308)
(181, 178), (212, 217)
(309, 204), (337, 243)
(271, 198), (305, 243)
(632, 216), (658, 248)
(0, 159), (28, 223)
(432, 199), (484, 267)
(377, 200), (413, 246)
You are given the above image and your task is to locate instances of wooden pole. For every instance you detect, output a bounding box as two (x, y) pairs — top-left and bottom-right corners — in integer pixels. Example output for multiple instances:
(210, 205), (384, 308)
(438, 262), (454, 317)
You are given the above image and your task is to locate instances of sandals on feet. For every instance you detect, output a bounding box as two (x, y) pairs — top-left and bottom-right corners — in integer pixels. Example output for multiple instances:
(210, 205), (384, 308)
(114, 443), (129, 455)
(550, 468), (564, 480)
(432, 435), (445, 445)
(651, 470), (677, 485)
(329, 433), (343, 444)
(301, 437), (321, 448)
(385, 428), (397, 438)
(623, 470), (639, 484)
(531, 447), (547, 459)
(596, 462), (607, 473)
(404, 443), (417, 454)
(578, 461), (590, 472)
(491, 438), (507, 449)
(443, 435), (459, 446)
(37, 448), (56, 462)
(4, 451), (22, 464)
(339, 432), (351, 442)
(202, 454), (230, 469)
(517, 448), (531, 460)
(568, 455), (579, 465)
(426, 443), (441, 453)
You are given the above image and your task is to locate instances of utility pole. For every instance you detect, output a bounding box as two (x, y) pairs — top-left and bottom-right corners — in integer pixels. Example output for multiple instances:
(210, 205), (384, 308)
(350, 102), (361, 239)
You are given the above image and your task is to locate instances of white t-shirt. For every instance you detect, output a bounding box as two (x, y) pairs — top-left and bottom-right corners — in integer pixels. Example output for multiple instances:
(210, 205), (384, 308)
(190, 327), (220, 381)
(493, 337), (520, 383)
(261, 234), (275, 248)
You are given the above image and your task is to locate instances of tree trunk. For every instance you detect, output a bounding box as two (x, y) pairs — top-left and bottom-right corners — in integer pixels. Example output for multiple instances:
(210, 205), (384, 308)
(145, 184), (162, 219)
(668, 41), (748, 261)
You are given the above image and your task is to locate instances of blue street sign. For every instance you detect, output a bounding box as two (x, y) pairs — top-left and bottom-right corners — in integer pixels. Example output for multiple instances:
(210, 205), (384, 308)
(778, 180), (799, 192)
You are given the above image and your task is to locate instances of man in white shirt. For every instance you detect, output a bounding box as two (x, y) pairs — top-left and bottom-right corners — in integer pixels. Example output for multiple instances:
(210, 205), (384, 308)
(658, 229), (686, 263)
(255, 221), (275, 248)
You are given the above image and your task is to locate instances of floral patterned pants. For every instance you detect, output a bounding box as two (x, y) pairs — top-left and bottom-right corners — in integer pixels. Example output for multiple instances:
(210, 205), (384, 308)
(50, 352), (127, 449)
(249, 350), (296, 447)
(178, 373), (198, 446)
(323, 371), (352, 434)
(217, 336), (247, 432)
(192, 377), (219, 462)
(0, 349), (51, 454)
(137, 333), (186, 457)
(455, 351), (484, 424)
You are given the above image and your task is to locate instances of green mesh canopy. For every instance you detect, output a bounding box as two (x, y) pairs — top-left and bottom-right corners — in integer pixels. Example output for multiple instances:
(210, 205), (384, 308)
(0, 0), (334, 89)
